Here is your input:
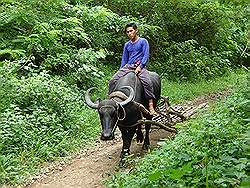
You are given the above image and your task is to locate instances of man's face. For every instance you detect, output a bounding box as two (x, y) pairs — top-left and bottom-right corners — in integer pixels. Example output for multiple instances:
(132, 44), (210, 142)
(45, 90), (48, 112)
(126, 27), (138, 41)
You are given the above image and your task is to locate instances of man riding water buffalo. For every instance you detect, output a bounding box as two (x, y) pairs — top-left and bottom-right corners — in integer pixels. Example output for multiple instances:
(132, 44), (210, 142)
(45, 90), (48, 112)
(108, 22), (158, 116)
(85, 22), (161, 165)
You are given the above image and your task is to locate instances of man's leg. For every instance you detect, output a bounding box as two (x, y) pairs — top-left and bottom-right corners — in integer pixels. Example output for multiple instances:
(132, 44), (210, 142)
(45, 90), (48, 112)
(108, 65), (131, 94)
(148, 99), (155, 112)
(138, 69), (157, 114)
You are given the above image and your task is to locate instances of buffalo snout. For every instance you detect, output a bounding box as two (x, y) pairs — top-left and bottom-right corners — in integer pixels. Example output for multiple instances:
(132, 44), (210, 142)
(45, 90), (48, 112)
(101, 131), (114, 140)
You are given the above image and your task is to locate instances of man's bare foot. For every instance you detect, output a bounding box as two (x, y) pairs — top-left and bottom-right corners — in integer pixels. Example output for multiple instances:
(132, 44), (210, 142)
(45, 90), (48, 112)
(148, 99), (157, 115)
(149, 108), (158, 116)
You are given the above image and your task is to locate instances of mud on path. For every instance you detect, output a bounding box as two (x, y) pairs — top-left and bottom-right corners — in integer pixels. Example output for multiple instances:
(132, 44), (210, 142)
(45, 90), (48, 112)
(25, 90), (229, 188)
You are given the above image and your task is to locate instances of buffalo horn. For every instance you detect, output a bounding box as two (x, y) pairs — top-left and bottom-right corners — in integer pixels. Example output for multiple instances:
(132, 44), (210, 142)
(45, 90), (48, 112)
(118, 86), (135, 106)
(84, 87), (99, 109)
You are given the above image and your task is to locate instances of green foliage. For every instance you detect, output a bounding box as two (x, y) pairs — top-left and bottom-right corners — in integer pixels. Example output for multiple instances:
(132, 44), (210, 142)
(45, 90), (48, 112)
(161, 69), (247, 104)
(0, 64), (100, 184)
(0, 0), (129, 88)
(0, 0), (248, 186)
(1, 0), (248, 82)
(60, 48), (106, 89)
(107, 77), (249, 187)
(0, 49), (25, 61)
(64, 4), (132, 64)
(156, 40), (231, 81)
(92, 0), (249, 80)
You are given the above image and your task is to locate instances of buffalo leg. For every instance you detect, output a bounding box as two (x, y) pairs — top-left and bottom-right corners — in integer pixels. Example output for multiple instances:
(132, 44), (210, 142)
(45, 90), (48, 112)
(119, 129), (136, 167)
(136, 125), (144, 143)
(143, 124), (151, 150)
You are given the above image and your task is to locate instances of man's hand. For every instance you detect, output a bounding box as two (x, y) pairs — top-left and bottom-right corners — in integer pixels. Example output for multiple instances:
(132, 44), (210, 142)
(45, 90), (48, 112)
(135, 66), (141, 74)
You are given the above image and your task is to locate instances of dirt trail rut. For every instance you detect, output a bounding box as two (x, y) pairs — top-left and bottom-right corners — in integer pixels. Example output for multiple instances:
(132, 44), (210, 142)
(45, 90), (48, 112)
(25, 91), (229, 188)
(27, 130), (173, 188)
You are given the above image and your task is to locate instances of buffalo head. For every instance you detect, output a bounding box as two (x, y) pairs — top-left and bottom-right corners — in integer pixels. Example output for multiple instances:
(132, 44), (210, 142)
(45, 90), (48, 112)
(85, 86), (134, 140)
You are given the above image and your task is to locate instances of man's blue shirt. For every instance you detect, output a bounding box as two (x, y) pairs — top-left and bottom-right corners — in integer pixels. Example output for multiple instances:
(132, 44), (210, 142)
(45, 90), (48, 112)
(120, 37), (149, 69)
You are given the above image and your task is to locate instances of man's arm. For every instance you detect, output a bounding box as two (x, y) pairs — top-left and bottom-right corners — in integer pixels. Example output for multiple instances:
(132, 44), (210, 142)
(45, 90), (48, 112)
(120, 43), (129, 68)
(140, 39), (149, 69)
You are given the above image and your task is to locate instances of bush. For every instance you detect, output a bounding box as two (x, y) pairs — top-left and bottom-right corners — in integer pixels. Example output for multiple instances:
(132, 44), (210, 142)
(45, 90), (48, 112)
(108, 78), (249, 187)
(0, 64), (100, 184)
(154, 40), (231, 81)
(0, 1), (130, 88)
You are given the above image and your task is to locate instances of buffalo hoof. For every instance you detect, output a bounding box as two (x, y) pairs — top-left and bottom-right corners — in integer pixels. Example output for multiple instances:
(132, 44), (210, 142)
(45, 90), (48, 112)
(119, 149), (130, 168)
(142, 143), (150, 150)
(119, 159), (127, 168)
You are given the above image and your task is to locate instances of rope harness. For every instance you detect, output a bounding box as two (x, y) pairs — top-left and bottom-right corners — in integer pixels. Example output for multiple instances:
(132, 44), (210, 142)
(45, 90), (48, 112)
(107, 73), (148, 133)
(99, 102), (127, 135)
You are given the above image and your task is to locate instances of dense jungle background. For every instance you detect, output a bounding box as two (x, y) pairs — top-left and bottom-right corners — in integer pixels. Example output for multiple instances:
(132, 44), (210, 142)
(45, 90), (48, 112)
(0, 0), (249, 187)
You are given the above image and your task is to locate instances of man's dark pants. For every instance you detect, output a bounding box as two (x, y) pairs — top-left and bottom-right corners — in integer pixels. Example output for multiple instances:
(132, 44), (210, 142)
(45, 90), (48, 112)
(108, 64), (155, 99)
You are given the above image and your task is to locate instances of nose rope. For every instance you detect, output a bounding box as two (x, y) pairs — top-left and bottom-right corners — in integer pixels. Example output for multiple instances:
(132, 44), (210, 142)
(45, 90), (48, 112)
(110, 118), (119, 136)
(110, 101), (126, 135)
(117, 104), (126, 121)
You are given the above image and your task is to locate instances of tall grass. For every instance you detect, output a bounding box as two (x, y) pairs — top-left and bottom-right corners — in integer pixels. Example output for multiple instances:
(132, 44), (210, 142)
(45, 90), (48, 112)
(161, 69), (247, 104)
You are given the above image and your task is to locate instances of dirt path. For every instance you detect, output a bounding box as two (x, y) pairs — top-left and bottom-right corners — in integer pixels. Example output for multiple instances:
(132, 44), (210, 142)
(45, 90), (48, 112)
(25, 90), (229, 188)
(27, 130), (173, 188)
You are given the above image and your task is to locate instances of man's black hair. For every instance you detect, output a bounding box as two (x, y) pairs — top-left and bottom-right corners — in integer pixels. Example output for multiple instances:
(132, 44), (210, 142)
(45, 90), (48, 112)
(124, 22), (138, 32)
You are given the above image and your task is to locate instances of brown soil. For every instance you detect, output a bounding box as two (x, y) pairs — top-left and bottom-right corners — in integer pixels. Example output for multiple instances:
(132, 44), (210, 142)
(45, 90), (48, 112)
(24, 90), (230, 188)
(26, 130), (173, 188)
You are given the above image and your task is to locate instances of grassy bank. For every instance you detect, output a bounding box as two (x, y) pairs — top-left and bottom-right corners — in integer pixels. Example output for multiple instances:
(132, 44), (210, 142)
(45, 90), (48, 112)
(107, 70), (249, 187)
(161, 69), (247, 104)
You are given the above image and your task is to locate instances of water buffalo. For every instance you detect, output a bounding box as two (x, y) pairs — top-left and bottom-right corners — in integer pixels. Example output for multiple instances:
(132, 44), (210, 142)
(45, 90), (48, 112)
(85, 71), (161, 165)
